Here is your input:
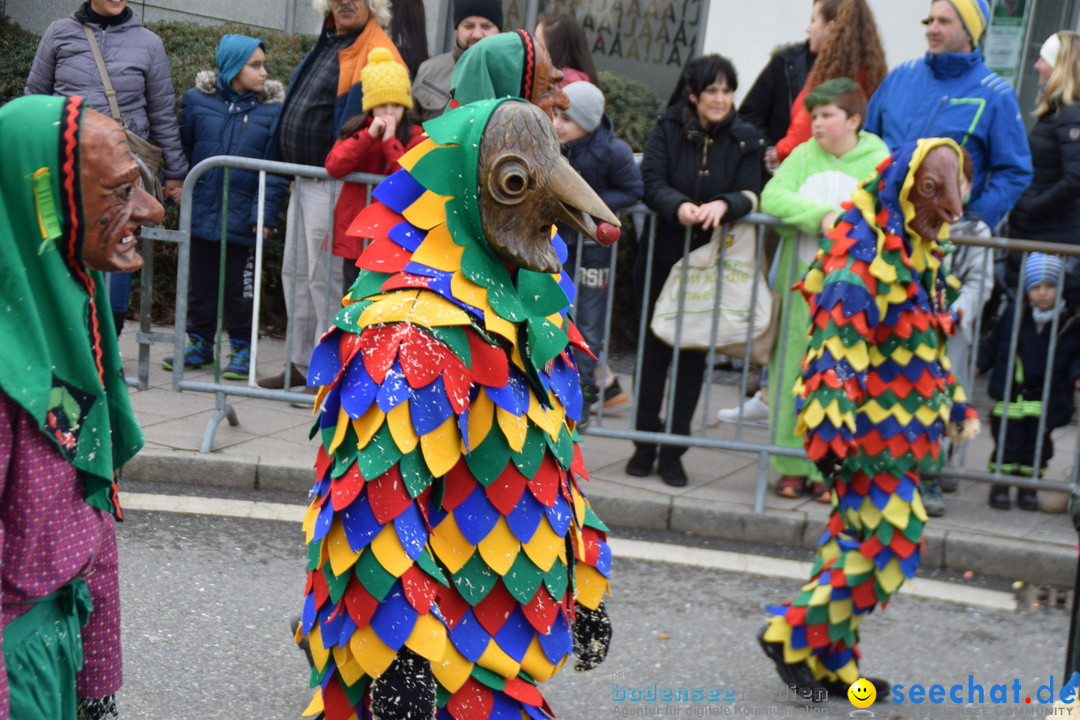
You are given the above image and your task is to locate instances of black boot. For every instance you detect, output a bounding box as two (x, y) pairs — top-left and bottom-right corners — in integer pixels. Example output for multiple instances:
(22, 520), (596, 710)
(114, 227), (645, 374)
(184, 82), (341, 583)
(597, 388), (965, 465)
(988, 483), (1011, 510)
(757, 627), (826, 699)
(1017, 487), (1039, 511)
(658, 448), (688, 487)
(625, 444), (657, 476)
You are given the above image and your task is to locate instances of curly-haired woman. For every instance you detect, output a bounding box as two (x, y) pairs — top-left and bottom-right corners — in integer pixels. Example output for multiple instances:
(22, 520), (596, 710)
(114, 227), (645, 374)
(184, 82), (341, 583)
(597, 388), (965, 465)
(774, 0), (887, 161)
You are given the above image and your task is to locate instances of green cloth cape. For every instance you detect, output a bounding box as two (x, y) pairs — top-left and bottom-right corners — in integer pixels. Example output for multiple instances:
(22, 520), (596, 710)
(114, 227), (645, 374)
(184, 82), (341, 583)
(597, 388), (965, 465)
(450, 31), (534, 107)
(0, 95), (142, 515)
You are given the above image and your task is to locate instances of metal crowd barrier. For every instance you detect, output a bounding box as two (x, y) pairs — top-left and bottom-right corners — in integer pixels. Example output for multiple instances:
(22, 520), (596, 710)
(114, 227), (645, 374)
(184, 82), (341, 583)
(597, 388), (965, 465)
(577, 212), (1080, 509)
(138, 154), (1080, 511)
(136, 155), (384, 452)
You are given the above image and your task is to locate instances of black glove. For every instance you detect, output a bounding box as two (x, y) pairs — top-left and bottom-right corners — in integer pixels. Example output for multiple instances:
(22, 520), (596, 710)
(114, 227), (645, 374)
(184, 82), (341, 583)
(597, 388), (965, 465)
(77, 696), (118, 720)
(814, 452), (844, 482)
(369, 648), (437, 720)
(572, 601), (612, 671)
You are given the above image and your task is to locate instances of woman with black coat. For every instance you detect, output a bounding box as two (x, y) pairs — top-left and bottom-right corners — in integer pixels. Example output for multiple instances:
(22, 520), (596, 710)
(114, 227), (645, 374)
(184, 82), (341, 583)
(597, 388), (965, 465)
(1008, 31), (1080, 299)
(628, 54), (766, 486)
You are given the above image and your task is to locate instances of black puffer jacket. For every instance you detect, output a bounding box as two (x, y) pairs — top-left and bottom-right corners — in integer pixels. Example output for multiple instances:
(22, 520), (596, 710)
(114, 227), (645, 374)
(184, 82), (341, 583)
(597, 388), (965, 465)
(1009, 101), (1080, 244)
(976, 301), (1080, 429)
(641, 104), (766, 271)
(738, 41), (815, 146)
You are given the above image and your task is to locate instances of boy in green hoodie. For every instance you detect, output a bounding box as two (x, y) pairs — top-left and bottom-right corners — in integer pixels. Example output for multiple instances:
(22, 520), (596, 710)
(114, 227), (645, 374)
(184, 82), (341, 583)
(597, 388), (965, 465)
(760, 77), (889, 501)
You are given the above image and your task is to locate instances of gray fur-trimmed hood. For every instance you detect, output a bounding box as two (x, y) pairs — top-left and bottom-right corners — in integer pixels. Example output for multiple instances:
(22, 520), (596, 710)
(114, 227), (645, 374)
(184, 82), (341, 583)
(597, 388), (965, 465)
(195, 70), (285, 104)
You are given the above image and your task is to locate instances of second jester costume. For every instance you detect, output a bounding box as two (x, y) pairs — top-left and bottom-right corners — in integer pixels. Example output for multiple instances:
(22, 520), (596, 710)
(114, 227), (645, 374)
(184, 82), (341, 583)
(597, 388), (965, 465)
(760, 138), (981, 694)
(297, 96), (619, 720)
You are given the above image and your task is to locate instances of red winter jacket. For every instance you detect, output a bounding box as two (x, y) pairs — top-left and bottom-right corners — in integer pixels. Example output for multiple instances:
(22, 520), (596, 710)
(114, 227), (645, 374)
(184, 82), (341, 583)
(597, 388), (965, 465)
(325, 117), (425, 259)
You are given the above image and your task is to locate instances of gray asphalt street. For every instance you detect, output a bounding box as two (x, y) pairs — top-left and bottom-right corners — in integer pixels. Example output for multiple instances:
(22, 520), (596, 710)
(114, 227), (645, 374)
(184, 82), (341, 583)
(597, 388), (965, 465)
(115, 509), (1071, 720)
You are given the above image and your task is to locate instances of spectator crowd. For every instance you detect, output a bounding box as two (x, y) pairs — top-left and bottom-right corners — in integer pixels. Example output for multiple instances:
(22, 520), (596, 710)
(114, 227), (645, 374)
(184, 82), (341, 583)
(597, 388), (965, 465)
(17, 0), (1080, 516)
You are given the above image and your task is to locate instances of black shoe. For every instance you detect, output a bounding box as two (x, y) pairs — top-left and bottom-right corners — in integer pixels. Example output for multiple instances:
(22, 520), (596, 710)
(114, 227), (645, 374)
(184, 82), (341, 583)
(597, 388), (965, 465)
(1017, 488), (1039, 511)
(989, 483), (1011, 510)
(938, 475), (959, 493)
(757, 628), (826, 700)
(601, 378), (629, 409)
(625, 445), (656, 476)
(658, 454), (688, 487)
(921, 478), (945, 517)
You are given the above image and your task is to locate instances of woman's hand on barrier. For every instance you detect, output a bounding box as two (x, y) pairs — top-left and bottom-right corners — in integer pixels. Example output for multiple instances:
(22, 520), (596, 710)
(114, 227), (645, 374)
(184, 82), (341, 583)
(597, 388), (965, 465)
(164, 178), (183, 205)
(677, 202), (700, 227)
(698, 199), (728, 231)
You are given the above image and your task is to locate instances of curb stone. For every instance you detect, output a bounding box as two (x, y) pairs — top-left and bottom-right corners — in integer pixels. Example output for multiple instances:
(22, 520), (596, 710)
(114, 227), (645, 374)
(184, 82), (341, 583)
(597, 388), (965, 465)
(124, 449), (1077, 586)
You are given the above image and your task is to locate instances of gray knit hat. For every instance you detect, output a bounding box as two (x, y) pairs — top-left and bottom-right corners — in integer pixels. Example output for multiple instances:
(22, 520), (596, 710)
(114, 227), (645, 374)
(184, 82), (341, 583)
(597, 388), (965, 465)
(562, 81), (604, 134)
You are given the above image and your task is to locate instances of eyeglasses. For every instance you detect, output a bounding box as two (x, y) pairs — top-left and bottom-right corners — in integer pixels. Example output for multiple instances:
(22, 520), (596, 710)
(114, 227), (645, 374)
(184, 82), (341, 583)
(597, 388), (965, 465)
(332, 0), (361, 6)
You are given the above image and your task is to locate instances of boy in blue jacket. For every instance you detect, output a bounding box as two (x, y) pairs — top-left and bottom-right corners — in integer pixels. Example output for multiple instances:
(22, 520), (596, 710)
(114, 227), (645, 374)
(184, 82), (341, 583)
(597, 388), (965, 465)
(165, 34), (288, 379)
(553, 81), (643, 421)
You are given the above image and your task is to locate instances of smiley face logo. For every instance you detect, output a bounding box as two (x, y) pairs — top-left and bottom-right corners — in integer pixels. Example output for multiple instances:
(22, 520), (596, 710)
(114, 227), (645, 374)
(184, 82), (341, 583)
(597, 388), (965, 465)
(848, 678), (876, 708)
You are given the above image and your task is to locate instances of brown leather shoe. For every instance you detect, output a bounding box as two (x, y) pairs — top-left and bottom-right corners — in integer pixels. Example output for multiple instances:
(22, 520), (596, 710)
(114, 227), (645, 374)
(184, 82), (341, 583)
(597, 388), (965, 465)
(257, 364), (307, 390)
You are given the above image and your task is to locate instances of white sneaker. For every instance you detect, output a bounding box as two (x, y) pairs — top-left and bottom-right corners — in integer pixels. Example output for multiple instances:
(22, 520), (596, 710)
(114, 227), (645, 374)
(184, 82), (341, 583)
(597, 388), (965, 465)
(715, 391), (769, 426)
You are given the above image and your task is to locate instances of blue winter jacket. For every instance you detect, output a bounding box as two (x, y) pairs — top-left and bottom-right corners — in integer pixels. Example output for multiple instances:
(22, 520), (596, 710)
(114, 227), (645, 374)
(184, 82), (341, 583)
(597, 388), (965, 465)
(865, 51), (1032, 229)
(180, 72), (289, 246)
(557, 114), (644, 245)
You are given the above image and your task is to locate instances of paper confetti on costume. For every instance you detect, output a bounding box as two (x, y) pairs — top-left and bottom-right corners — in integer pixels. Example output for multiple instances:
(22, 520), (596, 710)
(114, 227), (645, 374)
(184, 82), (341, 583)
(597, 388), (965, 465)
(297, 98), (612, 720)
(762, 139), (979, 686)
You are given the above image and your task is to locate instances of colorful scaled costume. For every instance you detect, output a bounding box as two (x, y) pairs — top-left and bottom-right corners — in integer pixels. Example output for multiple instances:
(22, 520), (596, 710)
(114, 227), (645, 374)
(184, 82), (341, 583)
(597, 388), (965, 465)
(0, 96), (148, 719)
(761, 139), (979, 688)
(298, 98), (614, 720)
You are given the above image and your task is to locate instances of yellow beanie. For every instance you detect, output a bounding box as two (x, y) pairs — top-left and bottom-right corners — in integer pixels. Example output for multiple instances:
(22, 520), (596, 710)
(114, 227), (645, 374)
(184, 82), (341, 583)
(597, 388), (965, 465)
(945, 0), (990, 46)
(361, 47), (413, 111)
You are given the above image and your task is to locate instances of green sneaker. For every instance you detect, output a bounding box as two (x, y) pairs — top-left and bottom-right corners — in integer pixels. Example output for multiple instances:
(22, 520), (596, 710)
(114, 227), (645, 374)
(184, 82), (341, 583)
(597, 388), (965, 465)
(162, 333), (214, 370)
(222, 339), (251, 380)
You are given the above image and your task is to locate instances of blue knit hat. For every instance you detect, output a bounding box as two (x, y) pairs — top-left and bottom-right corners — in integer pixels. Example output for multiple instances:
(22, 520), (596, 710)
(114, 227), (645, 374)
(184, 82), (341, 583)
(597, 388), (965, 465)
(1024, 253), (1063, 292)
(216, 34), (265, 90)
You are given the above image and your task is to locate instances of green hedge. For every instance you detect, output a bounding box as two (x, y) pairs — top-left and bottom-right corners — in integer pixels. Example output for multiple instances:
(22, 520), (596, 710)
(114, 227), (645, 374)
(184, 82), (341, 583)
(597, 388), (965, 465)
(0, 13), (39, 105)
(597, 70), (662, 153)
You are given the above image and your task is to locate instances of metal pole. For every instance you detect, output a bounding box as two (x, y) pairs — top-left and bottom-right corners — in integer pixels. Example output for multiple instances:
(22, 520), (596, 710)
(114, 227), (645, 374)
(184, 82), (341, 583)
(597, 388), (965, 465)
(285, 0), (297, 34)
(250, 171), (267, 387)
